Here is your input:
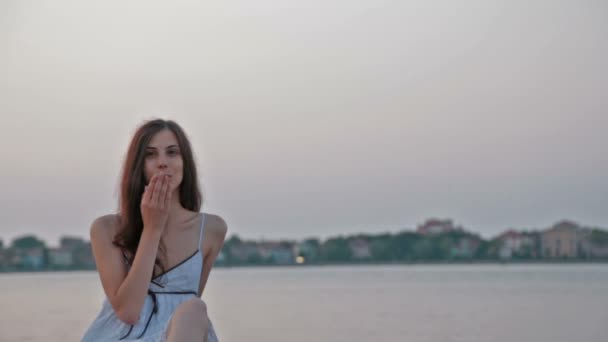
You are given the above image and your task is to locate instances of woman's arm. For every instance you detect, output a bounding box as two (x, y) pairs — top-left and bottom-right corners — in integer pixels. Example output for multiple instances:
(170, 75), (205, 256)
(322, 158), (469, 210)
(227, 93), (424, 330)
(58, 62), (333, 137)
(198, 214), (228, 297)
(90, 173), (171, 325)
(90, 218), (161, 325)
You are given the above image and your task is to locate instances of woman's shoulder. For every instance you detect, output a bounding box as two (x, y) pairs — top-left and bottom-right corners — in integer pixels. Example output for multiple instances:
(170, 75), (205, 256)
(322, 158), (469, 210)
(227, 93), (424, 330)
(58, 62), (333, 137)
(203, 212), (228, 241)
(90, 214), (121, 240)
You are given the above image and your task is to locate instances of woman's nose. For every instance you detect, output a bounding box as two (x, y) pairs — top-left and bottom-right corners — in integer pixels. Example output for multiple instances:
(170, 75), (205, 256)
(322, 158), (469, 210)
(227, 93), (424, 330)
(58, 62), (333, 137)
(157, 153), (169, 166)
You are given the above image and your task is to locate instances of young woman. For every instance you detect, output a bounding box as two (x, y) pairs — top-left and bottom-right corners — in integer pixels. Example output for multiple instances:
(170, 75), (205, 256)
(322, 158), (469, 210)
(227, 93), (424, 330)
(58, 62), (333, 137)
(82, 119), (227, 342)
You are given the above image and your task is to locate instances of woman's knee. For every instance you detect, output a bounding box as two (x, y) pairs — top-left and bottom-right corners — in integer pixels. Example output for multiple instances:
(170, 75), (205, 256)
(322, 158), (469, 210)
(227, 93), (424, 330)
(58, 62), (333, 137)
(175, 298), (208, 318)
(166, 298), (209, 339)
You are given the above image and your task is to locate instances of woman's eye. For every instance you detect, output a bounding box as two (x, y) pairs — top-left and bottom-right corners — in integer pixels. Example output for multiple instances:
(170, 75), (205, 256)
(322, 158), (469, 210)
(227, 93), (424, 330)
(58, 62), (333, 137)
(145, 150), (178, 157)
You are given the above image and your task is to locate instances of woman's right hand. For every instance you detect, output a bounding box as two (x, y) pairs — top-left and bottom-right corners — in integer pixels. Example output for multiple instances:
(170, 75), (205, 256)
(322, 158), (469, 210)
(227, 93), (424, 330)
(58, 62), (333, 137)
(141, 173), (172, 234)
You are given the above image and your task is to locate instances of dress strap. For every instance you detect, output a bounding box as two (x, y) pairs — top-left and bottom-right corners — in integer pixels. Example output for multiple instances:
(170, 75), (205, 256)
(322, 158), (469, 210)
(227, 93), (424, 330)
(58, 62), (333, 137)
(198, 213), (206, 251)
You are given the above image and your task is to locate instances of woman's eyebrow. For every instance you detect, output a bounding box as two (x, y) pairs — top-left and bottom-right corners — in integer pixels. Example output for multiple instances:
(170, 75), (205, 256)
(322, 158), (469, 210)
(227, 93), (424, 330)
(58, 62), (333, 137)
(146, 144), (179, 150)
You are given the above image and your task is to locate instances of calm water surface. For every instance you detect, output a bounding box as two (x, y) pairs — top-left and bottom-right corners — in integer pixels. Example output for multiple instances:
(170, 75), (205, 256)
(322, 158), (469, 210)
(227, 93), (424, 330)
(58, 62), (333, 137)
(0, 264), (607, 342)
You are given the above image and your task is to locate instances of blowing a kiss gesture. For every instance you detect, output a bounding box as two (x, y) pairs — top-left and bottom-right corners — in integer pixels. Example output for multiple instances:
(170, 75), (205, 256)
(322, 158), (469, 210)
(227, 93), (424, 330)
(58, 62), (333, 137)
(141, 173), (172, 235)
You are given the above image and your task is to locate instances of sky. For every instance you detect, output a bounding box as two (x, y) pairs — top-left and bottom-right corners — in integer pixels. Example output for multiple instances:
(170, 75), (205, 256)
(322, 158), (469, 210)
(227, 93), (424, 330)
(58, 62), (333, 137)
(1, 0), (607, 247)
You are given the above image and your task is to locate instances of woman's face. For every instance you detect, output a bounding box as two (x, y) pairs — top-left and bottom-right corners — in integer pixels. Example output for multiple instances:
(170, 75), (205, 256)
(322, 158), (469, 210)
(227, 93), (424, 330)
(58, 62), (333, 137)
(143, 129), (183, 192)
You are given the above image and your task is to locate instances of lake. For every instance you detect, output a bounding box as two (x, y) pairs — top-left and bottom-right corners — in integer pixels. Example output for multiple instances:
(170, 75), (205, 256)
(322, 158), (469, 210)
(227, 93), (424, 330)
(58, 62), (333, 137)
(0, 264), (607, 341)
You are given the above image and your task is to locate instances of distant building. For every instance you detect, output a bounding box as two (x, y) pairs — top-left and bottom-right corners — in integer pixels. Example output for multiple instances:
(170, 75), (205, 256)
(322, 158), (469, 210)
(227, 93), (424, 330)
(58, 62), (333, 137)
(258, 241), (281, 259)
(60, 237), (86, 250)
(349, 239), (372, 259)
(293, 240), (320, 264)
(0, 249), (8, 270)
(579, 230), (608, 259)
(0, 240), (4, 269)
(229, 242), (260, 263)
(55, 237), (94, 268)
(48, 247), (74, 267)
(258, 241), (295, 264)
(451, 237), (481, 258)
(20, 246), (46, 269)
(587, 243), (608, 258)
(73, 242), (95, 267)
(541, 221), (586, 258)
(417, 219), (463, 236)
(497, 230), (536, 259)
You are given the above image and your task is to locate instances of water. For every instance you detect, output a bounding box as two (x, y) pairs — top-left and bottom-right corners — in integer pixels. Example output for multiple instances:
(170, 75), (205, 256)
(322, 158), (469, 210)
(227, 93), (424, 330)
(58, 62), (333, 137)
(0, 264), (607, 342)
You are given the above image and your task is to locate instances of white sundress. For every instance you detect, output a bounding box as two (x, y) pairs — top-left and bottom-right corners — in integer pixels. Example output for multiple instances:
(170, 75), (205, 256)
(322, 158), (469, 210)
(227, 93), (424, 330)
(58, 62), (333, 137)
(81, 213), (219, 341)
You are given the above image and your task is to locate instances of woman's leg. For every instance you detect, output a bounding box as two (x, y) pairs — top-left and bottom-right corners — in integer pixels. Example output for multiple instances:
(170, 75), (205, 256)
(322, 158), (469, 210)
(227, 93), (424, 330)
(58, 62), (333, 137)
(166, 298), (210, 342)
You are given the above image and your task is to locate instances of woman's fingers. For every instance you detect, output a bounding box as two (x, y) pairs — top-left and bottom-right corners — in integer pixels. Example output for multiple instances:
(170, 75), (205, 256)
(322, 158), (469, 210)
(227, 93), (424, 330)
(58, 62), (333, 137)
(158, 175), (169, 209)
(140, 174), (171, 232)
(151, 174), (164, 205)
(146, 174), (159, 203)
(164, 177), (172, 208)
(144, 173), (172, 210)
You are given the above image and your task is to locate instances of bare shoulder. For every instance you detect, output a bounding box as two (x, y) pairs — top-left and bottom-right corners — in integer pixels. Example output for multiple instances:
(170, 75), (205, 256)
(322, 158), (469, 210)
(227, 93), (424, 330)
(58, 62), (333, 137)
(204, 213), (228, 242)
(90, 214), (120, 242)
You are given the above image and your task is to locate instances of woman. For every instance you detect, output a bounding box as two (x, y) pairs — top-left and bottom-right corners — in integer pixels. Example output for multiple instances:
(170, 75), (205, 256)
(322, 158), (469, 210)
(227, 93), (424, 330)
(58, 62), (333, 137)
(82, 119), (227, 342)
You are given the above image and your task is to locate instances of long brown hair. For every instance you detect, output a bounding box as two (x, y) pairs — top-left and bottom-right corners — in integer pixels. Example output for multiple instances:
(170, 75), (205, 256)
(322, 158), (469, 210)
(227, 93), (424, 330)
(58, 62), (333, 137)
(112, 119), (202, 279)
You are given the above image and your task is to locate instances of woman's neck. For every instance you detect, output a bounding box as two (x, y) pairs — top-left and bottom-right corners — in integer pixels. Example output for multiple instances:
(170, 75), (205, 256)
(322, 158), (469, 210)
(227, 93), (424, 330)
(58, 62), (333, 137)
(164, 188), (199, 231)
(167, 187), (184, 217)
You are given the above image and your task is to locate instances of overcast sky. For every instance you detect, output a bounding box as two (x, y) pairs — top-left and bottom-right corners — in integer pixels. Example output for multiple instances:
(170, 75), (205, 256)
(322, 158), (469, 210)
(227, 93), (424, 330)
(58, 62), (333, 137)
(1, 0), (607, 247)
